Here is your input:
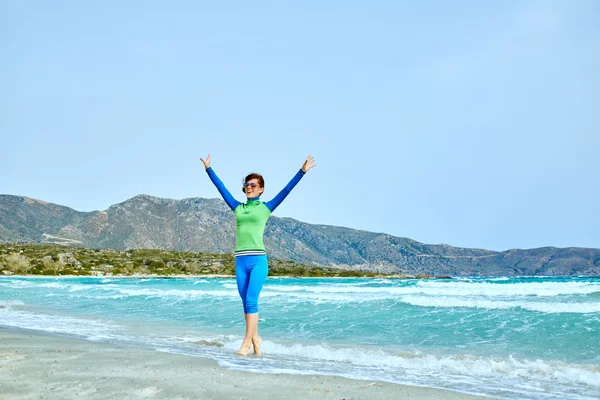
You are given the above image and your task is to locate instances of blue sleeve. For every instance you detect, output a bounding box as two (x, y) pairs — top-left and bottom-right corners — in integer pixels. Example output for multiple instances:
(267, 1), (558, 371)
(265, 169), (306, 212)
(205, 167), (241, 211)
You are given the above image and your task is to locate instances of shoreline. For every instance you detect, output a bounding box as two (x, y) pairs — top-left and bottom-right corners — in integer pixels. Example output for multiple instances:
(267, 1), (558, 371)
(0, 327), (493, 400)
(0, 273), (449, 279)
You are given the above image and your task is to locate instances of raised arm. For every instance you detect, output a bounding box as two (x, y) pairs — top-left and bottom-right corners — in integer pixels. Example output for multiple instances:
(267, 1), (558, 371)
(201, 154), (241, 211)
(265, 156), (315, 212)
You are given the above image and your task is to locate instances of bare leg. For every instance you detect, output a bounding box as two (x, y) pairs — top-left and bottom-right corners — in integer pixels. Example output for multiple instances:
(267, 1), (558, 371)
(236, 313), (259, 356)
(252, 321), (262, 356)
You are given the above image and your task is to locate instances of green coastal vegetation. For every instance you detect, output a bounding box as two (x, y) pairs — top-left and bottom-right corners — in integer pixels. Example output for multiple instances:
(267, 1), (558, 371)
(0, 243), (444, 278)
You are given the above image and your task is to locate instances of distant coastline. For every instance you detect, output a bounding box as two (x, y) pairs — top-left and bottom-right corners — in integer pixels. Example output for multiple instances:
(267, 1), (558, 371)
(2, 194), (599, 276)
(0, 243), (451, 279)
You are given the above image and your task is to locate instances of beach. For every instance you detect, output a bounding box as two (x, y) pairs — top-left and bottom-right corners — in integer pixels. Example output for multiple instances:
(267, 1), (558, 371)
(0, 328), (490, 400)
(2, 276), (599, 399)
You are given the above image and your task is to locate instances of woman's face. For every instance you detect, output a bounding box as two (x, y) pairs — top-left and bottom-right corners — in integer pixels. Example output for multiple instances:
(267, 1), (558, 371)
(244, 178), (263, 198)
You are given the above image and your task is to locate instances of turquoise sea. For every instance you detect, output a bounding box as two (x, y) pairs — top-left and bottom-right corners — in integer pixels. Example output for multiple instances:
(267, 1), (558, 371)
(1, 276), (599, 399)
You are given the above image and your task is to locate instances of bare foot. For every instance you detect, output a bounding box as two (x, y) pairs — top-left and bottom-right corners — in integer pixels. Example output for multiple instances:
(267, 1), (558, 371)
(252, 336), (263, 356)
(236, 343), (252, 356)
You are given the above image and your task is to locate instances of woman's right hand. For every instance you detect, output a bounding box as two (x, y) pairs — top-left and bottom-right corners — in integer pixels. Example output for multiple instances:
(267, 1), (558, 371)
(200, 154), (211, 169)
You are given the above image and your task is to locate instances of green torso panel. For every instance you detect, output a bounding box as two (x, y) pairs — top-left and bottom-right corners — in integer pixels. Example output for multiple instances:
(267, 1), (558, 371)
(234, 200), (272, 252)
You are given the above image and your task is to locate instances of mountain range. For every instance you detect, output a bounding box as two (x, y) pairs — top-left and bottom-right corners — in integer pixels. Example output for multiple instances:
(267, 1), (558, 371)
(1, 194), (598, 276)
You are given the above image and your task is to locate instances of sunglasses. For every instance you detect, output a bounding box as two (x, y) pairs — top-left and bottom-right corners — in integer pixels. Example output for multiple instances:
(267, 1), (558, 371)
(243, 183), (260, 189)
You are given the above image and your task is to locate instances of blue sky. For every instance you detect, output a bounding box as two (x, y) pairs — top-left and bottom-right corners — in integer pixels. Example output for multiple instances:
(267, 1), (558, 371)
(2, 1), (599, 251)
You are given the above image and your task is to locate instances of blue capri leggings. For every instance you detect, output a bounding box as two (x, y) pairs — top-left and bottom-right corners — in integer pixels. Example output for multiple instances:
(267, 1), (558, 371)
(235, 255), (268, 314)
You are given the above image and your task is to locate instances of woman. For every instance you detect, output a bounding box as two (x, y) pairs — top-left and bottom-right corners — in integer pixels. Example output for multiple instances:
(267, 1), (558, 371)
(200, 154), (316, 356)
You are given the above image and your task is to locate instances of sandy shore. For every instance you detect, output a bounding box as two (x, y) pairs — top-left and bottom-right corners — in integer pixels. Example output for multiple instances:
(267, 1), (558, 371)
(0, 328), (493, 400)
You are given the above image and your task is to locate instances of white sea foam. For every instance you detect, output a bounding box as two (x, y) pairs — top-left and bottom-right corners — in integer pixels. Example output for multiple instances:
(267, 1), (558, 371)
(0, 279), (38, 288)
(0, 300), (25, 307)
(62, 281), (599, 305)
(67, 285), (89, 292)
(38, 282), (64, 288)
(1, 279), (76, 290)
(415, 280), (600, 297)
(400, 295), (600, 314)
(2, 280), (96, 293)
(5, 278), (600, 313)
(239, 280), (600, 299)
(220, 340), (600, 392)
(0, 307), (118, 337)
(33, 284), (361, 303)
(6, 277), (599, 303)
(113, 288), (238, 299)
(102, 287), (364, 303)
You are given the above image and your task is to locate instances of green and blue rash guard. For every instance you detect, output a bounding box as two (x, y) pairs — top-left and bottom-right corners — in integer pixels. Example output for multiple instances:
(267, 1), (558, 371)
(205, 167), (305, 256)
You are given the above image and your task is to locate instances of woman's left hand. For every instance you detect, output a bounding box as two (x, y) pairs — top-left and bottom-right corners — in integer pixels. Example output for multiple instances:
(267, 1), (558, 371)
(302, 155), (316, 172)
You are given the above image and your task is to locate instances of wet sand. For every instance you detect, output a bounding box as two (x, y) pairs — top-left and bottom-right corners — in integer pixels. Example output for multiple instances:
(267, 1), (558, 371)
(0, 328), (493, 400)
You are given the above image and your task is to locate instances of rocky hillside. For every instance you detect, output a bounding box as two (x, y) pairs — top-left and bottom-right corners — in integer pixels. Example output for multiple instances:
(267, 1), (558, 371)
(1, 194), (599, 276)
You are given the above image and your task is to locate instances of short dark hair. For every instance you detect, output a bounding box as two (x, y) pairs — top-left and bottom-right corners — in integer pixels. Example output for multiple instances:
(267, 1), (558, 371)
(244, 173), (264, 188)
